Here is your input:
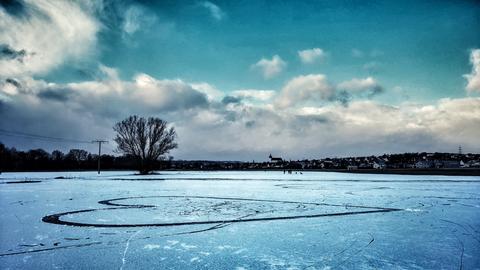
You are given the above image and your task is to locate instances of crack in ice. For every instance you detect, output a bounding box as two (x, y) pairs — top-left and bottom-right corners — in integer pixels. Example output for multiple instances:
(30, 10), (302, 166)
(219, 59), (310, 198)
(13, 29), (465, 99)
(120, 230), (141, 270)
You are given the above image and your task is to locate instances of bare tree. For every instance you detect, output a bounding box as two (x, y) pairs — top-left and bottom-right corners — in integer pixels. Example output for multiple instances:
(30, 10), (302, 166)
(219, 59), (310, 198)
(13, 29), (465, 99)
(113, 115), (177, 174)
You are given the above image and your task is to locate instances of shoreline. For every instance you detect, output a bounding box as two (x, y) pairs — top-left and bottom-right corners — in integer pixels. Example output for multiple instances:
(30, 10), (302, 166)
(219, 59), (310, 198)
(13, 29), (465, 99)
(1, 168), (480, 176)
(321, 168), (480, 176)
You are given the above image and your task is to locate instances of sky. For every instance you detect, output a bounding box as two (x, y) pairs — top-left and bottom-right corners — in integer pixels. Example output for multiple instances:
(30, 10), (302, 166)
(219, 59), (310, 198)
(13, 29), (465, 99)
(0, 0), (479, 161)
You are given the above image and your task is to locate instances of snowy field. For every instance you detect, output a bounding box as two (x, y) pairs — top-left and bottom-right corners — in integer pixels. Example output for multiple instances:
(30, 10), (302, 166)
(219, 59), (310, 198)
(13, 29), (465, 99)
(0, 171), (479, 270)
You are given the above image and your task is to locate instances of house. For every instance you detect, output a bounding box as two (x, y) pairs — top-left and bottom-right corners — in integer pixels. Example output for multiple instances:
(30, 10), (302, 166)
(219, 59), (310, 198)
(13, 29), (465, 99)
(415, 160), (434, 168)
(372, 158), (386, 169)
(373, 161), (386, 169)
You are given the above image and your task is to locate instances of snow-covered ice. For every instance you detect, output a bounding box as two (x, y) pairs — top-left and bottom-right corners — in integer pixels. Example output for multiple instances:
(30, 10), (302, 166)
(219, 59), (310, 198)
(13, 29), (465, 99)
(0, 171), (479, 269)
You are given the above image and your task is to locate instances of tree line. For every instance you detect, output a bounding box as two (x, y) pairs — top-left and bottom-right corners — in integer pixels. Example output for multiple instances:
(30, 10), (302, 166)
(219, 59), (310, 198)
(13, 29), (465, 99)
(1, 116), (178, 174)
(0, 143), (173, 172)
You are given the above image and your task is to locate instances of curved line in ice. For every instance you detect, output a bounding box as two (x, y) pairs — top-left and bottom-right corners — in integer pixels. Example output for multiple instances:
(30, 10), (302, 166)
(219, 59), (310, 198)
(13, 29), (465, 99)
(42, 195), (402, 228)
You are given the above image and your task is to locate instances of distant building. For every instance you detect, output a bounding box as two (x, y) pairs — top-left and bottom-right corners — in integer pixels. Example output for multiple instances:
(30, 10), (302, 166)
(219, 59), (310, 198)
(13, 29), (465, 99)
(442, 160), (461, 168)
(269, 154), (283, 163)
(415, 160), (434, 168)
(373, 160), (386, 169)
(468, 160), (480, 168)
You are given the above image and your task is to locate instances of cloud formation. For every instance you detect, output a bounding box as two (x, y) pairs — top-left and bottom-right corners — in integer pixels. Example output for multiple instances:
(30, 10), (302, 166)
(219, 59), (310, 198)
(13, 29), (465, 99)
(0, 0), (100, 77)
(122, 5), (157, 36)
(275, 74), (334, 108)
(231, 90), (276, 102)
(201, 1), (225, 21)
(338, 77), (383, 97)
(464, 49), (480, 93)
(251, 55), (287, 79)
(1, 67), (479, 160)
(275, 75), (383, 108)
(0, 44), (28, 62)
(298, 48), (326, 64)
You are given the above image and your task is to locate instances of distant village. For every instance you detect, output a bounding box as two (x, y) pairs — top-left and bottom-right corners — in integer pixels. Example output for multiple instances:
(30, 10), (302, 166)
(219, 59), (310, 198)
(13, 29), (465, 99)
(1, 141), (480, 173)
(170, 152), (480, 171)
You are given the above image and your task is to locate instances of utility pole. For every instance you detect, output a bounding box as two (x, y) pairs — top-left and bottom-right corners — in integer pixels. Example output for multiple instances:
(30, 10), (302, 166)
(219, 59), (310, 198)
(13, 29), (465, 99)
(92, 140), (108, 174)
(459, 145), (462, 155)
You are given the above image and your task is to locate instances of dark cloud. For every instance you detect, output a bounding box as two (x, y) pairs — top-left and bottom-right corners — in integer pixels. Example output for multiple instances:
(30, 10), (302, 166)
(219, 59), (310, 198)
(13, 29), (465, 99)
(0, 0), (26, 17)
(5, 78), (21, 88)
(334, 90), (351, 107)
(334, 84), (384, 106)
(163, 88), (209, 112)
(0, 44), (27, 62)
(297, 115), (329, 124)
(223, 111), (237, 122)
(367, 85), (384, 98)
(37, 88), (74, 102)
(0, 97), (111, 153)
(245, 120), (255, 128)
(222, 95), (242, 105)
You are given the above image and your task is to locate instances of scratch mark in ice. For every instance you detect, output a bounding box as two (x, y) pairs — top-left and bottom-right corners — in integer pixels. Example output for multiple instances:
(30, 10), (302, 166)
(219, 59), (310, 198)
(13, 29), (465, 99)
(119, 230), (141, 270)
(332, 233), (375, 268)
(459, 240), (464, 270)
(441, 219), (480, 244)
(0, 242), (103, 257)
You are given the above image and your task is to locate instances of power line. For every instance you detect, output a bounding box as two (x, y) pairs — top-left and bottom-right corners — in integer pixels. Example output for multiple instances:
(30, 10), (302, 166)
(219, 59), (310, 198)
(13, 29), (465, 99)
(0, 128), (92, 144)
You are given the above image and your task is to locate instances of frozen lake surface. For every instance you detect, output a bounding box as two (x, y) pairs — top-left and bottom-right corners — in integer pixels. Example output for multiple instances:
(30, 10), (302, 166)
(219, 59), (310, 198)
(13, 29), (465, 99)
(0, 171), (479, 269)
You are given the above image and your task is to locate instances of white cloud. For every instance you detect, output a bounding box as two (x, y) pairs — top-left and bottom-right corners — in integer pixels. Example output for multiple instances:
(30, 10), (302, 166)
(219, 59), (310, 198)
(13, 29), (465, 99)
(123, 6), (142, 34)
(298, 48), (326, 64)
(251, 55), (287, 79)
(464, 49), (480, 93)
(231, 90), (276, 101)
(0, 0), (100, 77)
(338, 77), (381, 93)
(274, 75), (383, 109)
(201, 1), (225, 21)
(190, 82), (224, 101)
(275, 74), (334, 108)
(122, 5), (157, 36)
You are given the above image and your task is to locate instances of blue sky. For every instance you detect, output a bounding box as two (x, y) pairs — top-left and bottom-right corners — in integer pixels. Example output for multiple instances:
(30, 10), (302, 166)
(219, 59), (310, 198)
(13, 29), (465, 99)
(87, 1), (479, 100)
(0, 0), (479, 160)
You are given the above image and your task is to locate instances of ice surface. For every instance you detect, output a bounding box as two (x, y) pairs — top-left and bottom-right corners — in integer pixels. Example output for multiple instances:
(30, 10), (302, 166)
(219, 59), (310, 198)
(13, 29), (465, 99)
(0, 171), (479, 269)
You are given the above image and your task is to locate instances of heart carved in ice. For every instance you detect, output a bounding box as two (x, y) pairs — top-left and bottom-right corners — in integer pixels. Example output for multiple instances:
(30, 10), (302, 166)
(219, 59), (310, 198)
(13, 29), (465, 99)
(42, 196), (401, 227)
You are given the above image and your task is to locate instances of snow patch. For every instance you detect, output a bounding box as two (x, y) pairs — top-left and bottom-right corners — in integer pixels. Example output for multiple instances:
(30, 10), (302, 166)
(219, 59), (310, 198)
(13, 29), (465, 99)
(405, 208), (423, 212)
(180, 243), (197, 250)
(143, 244), (161, 250)
(217, 245), (236, 250)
